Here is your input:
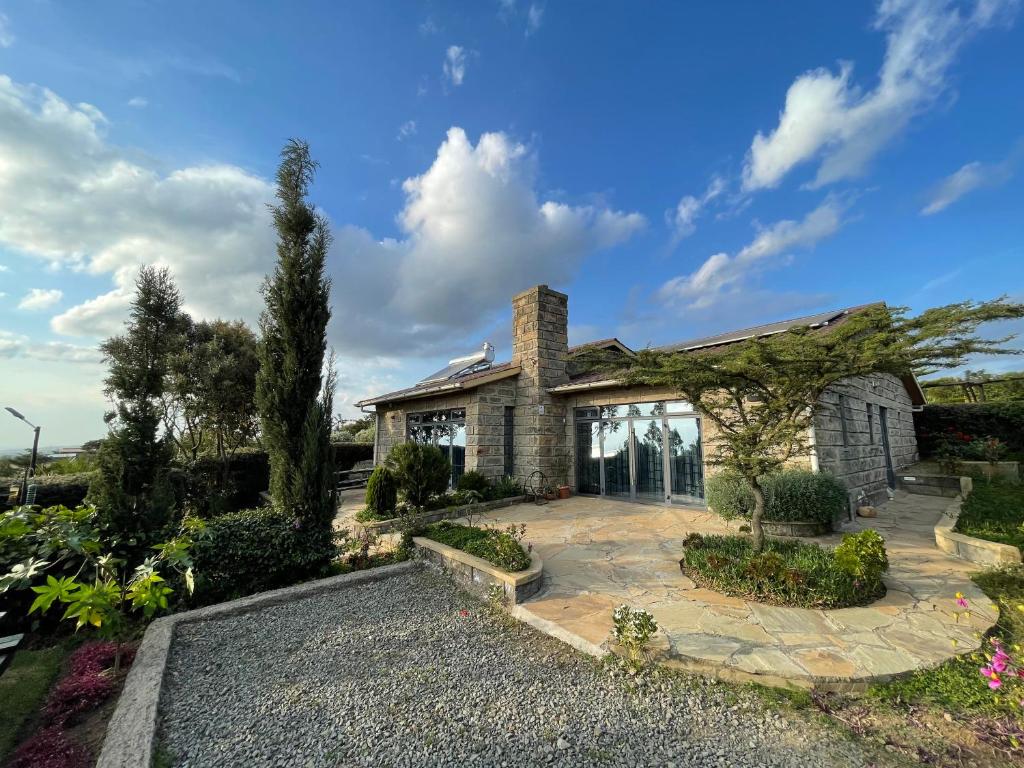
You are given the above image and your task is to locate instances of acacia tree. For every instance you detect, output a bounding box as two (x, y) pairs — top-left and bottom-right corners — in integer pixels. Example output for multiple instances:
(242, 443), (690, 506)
(606, 299), (1024, 551)
(88, 266), (186, 555)
(255, 140), (335, 564)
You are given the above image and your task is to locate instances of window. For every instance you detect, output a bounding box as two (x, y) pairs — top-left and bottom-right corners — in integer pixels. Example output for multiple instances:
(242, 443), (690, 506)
(406, 408), (466, 487)
(866, 402), (875, 444)
(503, 406), (515, 478)
(838, 395), (850, 446)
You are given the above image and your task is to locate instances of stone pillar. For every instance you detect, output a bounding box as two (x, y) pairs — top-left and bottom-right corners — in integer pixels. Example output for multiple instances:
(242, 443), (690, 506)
(511, 285), (570, 487)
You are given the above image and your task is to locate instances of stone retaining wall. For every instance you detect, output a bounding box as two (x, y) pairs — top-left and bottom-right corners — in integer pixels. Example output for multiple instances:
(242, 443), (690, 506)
(413, 536), (543, 605)
(358, 496), (526, 535)
(934, 497), (1022, 566)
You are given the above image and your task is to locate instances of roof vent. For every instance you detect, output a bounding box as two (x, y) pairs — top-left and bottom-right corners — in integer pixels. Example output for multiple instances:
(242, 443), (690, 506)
(419, 342), (495, 384)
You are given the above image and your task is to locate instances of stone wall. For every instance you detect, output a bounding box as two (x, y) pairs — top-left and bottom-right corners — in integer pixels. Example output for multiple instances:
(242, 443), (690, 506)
(511, 286), (572, 486)
(814, 373), (918, 510)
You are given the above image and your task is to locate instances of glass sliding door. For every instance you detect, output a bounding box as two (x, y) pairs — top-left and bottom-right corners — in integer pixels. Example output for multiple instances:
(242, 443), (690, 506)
(601, 420), (631, 498)
(634, 418), (665, 501)
(575, 421), (602, 495)
(666, 416), (703, 503)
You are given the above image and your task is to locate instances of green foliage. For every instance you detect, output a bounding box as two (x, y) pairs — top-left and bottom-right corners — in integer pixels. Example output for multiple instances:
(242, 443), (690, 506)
(490, 475), (523, 500)
(833, 529), (889, 583)
(175, 449), (270, 518)
(332, 414), (376, 444)
(189, 506), (327, 604)
(88, 266), (185, 555)
(422, 521), (531, 572)
(611, 604), (659, 667)
(457, 470), (489, 494)
(332, 442), (374, 471)
(0, 473), (95, 511)
(680, 533), (886, 608)
(706, 470), (847, 525)
(365, 466), (398, 516)
(598, 298), (1024, 552)
(255, 139), (335, 566)
(0, 504), (197, 658)
(36, 454), (99, 476)
(915, 402), (1024, 458)
(954, 480), (1024, 551)
(921, 370), (1024, 405)
(0, 644), (66, 761)
(385, 442), (451, 508)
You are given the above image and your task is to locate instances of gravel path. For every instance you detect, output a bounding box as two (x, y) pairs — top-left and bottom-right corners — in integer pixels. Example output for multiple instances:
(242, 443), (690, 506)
(159, 568), (889, 768)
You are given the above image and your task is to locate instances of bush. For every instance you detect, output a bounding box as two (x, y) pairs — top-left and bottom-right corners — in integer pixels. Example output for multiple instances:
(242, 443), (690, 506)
(705, 469), (848, 525)
(915, 403), (1024, 458)
(489, 475), (523, 500)
(8, 726), (90, 768)
(384, 443), (451, 508)
(954, 481), (1024, 551)
(680, 533), (886, 609)
(423, 521), (531, 572)
(173, 449), (270, 517)
(190, 507), (330, 605)
(365, 466), (398, 516)
(0, 473), (95, 511)
(457, 470), (489, 494)
(332, 442), (374, 472)
(833, 529), (889, 583)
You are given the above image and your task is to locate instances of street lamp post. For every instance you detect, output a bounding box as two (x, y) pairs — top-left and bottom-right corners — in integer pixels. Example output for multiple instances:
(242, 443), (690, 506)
(5, 407), (41, 504)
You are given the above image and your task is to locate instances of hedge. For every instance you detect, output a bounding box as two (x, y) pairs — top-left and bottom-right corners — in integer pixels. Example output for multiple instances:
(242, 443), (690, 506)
(705, 469), (849, 526)
(0, 472), (95, 510)
(332, 442), (373, 471)
(171, 450), (270, 517)
(914, 403), (1024, 457)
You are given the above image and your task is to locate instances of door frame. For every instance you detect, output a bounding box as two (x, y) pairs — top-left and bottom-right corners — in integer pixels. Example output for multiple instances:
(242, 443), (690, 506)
(878, 406), (896, 489)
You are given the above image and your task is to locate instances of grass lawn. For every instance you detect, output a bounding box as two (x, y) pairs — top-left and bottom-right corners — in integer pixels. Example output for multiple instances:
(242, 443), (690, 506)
(0, 644), (67, 761)
(954, 480), (1024, 551)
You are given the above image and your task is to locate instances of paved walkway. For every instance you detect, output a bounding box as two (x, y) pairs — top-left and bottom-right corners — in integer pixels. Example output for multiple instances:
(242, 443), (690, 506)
(475, 492), (998, 690)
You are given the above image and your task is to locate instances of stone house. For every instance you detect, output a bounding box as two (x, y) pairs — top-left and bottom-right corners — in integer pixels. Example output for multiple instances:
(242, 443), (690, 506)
(357, 285), (924, 515)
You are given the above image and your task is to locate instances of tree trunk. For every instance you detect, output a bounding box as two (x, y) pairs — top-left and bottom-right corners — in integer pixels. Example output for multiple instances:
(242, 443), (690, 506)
(749, 477), (766, 553)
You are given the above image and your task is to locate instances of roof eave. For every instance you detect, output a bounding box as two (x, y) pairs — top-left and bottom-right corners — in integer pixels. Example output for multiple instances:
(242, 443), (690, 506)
(356, 365), (521, 408)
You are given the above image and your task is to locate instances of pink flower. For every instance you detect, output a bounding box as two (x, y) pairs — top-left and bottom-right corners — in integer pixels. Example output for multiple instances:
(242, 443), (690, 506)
(955, 592), (968, 609)
(458, 609), (469, 617)
(989, 675), (1002, 690)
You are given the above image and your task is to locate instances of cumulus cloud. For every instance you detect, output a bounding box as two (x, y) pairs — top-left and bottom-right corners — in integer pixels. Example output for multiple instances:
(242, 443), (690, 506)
(921, 140), (1022, 214)
(668, 175), (726, 242)
(0, 331), (101, 363)
(658, 196), (846, 309)
(18, 288), (63, 311)
(743, 0), (1017, 191)
(127, 96), (148, 108)
(0, 13), (13, 48)
(443, 46), (468, 87)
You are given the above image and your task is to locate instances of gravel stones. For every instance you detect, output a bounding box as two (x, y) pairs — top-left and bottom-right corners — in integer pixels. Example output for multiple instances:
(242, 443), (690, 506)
(159, 569), (886, 767)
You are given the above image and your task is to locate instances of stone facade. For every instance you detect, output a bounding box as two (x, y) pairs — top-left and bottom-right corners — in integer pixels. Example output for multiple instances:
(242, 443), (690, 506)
(510, 286), (572, 486)
(813, 373), (918, 510)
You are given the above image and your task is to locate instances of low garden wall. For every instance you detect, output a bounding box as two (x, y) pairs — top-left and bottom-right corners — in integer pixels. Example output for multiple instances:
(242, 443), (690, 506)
(934, 497), (1022, 567)
(96, 561), (418, 768)
(358, 495), (527, 535)
(897, 472), (971, 498)
(413, 536), (543, 605)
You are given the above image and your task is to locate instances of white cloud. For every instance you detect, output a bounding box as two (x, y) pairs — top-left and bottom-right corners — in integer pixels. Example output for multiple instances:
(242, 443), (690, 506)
(419, 17), (440, 35)
(18, 288), (63, 311)
(668, 175), (725, 242)
(127, 96), (148, 108)
(526, 3), (545, 35)
(921, 141), (1022, 214)
(658, 196), (846, 309)
(0, 13), (13, 48)
(397, 120), (417, 141)
(0, 331), (101, 363)
(443, 46), (468, 87)
(0, 264), (9, 272)
(743, 0), (1017, 191)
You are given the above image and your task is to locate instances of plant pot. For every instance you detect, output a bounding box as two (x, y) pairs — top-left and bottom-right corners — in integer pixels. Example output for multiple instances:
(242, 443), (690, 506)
(557, 485), (570, 499)
(761, 520), (829, 537)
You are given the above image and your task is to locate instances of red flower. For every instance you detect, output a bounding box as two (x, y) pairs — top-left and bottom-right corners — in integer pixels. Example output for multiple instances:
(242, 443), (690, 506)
(459, 609), (470, 617)
(9, 727), (90, 768)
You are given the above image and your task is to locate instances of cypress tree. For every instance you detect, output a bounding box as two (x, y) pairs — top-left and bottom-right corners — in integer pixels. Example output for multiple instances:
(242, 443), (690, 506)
(256, 139), (335, 562)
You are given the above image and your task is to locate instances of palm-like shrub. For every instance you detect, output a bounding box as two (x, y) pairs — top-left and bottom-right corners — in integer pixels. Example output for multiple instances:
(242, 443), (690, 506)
(365, 466), (398, 516)
(385, 443), (451, 508)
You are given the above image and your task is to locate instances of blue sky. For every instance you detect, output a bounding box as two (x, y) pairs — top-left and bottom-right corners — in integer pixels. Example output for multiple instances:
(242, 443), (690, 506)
(0, 0), (1022, 446)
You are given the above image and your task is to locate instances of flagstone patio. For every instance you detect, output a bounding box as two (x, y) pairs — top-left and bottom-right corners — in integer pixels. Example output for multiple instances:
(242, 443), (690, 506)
(471, 492), (999, 691)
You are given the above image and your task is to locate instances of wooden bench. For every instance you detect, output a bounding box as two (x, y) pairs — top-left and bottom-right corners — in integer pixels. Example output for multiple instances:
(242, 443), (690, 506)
(0, 612), (25, 677)
(336, 460), (374, 491)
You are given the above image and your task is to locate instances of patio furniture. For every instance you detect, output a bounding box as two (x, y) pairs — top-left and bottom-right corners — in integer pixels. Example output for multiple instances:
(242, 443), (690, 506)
(0, 612), (25, 677)
(336, 460), (374, 491)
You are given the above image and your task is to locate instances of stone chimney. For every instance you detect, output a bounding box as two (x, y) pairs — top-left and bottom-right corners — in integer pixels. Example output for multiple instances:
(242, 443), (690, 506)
(511, 285), (570, 485)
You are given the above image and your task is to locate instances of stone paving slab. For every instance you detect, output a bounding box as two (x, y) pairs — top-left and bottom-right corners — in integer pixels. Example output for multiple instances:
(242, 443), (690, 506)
(472, 492), (999, 690)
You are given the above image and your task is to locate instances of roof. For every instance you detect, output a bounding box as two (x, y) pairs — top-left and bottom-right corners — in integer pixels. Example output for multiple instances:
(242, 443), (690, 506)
(355, 362), (520, 407)
(567, 338), (633, 355)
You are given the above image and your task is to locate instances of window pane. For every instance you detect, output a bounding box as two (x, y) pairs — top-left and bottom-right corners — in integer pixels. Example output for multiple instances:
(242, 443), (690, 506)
(451, 422), (466, 486)
(634, 419), (664, 500)
(602, 420), (630, 497)
(666, 401), (694, 414)
(575, 421), (602, 494)
(667, 416), (703, 500)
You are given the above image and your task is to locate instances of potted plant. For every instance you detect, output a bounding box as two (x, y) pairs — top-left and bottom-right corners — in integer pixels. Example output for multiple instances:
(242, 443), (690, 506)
(557, 484), (571, 499)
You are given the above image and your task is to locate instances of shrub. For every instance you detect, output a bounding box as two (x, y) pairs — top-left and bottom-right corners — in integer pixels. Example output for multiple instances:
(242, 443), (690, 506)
(332, 442), (374, 471)
(8, 726), (90, 768)
(173, 449), (270, 517)
(954, 481), (1024, 551)
(490, 475), (523, 500)
(385, 443), (451, 508)
(680, 534), (886, 609)
(611, 605), (659, 666)
(0, 473), (95, 511)
(365, 466), (398, 516)
(834, 529), (889, 584)
(422, 521), (531, 572)
(705, 469), (848, 526)
(457, 470), (489, 494)
(67, 641), (135, 677)
(915, 403), (1024, 458)
(190, 507), (330, 605)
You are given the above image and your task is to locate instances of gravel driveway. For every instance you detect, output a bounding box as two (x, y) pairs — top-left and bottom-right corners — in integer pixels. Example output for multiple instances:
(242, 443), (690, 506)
(159, 568), (887, 768)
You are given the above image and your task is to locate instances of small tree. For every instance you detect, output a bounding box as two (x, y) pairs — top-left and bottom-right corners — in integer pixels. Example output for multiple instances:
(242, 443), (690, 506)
(88, 266), (186, 556)
(385, 443), (451, 509)
(605, 299), (1024, 551)
(255, 140), (335, 565)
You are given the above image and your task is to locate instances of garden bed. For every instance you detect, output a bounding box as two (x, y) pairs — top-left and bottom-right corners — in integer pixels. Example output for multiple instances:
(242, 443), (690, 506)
(356, 495), (526, 535)
(679, 533), (886, 609)
(952, 481), (1024, 552)
(412, 532), (543, 605)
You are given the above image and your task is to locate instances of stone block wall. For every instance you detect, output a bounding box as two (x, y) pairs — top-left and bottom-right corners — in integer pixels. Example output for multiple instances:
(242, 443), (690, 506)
(814, 373), (918, 509)
(511, 286), (571, 486)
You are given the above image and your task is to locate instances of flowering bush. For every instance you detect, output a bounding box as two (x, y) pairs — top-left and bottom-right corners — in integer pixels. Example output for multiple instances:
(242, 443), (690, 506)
(611, 604), (659, 666)
(8, 727), (91, 768)
(67, 640), (135, 677)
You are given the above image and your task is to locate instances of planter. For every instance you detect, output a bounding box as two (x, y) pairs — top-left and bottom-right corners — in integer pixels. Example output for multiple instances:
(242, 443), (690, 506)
(761, 520), (829, 537)
(557, 485), (571, 500)
(413, 536), (543, 605)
